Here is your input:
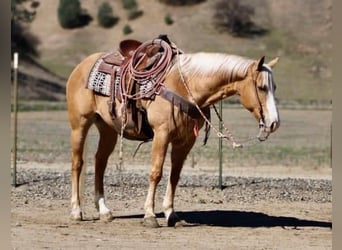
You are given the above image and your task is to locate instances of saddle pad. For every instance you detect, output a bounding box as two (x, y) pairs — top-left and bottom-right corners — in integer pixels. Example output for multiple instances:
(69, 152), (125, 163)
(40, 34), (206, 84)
(87, 56), (112, 96)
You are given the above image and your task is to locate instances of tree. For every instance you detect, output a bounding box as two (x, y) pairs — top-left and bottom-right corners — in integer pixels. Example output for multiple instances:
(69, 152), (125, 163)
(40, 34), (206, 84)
(214, 0), (268, 37)
(11, 0), (39, 23)
(11, 0), (40, 58)
(97, 2), (119, 28)
(122, 0), (143, 20)
(57, 0), (92, 29)
(122, 0), (137, 9)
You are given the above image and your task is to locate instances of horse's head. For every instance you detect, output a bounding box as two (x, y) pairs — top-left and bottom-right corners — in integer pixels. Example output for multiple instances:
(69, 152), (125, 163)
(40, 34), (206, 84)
(239, 56), (280, 140)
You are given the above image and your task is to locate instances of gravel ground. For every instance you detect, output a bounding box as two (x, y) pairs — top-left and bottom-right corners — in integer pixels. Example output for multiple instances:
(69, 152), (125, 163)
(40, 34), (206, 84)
(12, 167), (331, 204)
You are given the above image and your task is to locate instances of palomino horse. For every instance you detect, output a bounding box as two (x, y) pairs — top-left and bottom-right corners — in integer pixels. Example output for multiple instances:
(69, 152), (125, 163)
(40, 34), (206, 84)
(66, 39), (280, 227)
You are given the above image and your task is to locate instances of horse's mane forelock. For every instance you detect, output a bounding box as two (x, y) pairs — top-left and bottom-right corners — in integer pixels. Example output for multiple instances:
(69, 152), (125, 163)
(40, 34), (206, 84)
(178, 53), (255, 82)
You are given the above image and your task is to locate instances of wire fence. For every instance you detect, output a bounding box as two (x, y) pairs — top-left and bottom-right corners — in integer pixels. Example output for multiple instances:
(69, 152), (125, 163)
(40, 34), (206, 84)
(11, 110), (225, 170)
(11, 108), (332, 175)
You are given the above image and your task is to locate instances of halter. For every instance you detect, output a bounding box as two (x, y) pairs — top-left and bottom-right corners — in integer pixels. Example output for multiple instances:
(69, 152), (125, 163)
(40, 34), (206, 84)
(252, 68), (268, 141)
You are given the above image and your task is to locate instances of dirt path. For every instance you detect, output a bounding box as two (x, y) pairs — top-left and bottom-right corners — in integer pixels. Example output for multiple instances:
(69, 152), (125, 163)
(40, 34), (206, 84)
(11, 164), (331, 250)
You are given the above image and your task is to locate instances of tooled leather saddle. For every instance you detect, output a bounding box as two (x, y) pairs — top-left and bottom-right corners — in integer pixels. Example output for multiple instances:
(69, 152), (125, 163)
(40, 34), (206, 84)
(86, 35), (210, 142)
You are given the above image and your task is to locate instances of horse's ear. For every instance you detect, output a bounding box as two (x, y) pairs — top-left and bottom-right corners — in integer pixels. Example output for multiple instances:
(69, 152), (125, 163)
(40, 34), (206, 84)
(257, 56), (265, 71)
(267, 57), (279, 68)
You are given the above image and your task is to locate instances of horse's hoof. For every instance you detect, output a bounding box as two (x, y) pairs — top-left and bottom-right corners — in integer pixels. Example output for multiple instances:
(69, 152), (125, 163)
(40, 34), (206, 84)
(167, 212), (181, 227)
(143, 217), (160, 228)
(100, 212), (113, 222)
(70, 212), (83, 221)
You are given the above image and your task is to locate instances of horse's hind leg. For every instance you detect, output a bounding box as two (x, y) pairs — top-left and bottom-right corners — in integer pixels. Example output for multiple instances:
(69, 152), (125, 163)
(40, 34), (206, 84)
(70, 117), (93, 221)
(94, 117), (117, 221)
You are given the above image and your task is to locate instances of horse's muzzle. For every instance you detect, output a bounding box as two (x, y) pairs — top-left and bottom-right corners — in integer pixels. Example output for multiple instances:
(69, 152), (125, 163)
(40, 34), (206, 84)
(257, 120), (279, 141)
(257, 129), (270, 141)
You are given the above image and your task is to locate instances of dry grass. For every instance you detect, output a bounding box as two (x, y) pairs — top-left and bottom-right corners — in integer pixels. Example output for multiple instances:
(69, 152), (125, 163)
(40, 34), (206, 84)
(12, 108), (331, 177)
(25, 0), (332, 104)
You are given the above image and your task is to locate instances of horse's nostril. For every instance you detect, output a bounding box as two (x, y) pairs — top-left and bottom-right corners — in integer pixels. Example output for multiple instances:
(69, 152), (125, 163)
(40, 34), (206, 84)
(271, 121), (279, 132)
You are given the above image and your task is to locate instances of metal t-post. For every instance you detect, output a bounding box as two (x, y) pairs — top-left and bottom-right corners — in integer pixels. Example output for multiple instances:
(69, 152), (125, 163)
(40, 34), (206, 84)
(218, 100), (223, 189)
(12, 52), (19, 187)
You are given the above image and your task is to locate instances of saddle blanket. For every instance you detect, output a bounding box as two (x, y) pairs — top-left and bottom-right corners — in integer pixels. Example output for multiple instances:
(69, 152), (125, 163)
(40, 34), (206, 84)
(86, 52), (155, 98)
(86, 55), (113, 96)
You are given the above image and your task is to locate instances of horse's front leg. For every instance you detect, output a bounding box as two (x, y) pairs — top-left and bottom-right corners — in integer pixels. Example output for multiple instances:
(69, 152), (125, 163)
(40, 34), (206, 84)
(143, 130), (169, 228)
(163, 136), (196, 227)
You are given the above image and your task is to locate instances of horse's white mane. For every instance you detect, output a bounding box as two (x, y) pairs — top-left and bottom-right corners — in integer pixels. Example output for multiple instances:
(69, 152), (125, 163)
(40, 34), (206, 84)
(178, 53), (255, 82)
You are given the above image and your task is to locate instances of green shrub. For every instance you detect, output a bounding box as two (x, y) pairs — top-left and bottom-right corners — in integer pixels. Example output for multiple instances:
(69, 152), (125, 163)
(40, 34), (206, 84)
(127, 9), (143, 20)
(11, 0), (41, 58)
(57, 0), (92, 29)
(214, 0), (268, 37)
(122, 0), (137, 9)
(164, 13), (174, 25)
(97, 2), (119, 28)
(123, 24), (133, 35)
(11, 21), (40, 58)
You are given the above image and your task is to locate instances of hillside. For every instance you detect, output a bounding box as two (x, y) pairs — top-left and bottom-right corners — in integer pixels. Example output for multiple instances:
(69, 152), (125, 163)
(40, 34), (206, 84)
(17, 0), (332, 106)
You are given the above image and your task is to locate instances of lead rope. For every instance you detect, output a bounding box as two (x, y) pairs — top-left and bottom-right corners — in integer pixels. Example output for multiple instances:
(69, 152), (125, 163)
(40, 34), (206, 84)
(116, 99), (127, 171)
(175, 51), (243, 149)
(212, 104), (265, 147)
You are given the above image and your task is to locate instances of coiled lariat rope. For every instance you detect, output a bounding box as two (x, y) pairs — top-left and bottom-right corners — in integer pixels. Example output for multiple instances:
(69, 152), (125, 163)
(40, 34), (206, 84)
(120, 38), (174, 100)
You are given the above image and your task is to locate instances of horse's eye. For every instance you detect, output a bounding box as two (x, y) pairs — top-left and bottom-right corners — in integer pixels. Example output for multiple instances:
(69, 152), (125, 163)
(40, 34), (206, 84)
(258, 85), (267, 92)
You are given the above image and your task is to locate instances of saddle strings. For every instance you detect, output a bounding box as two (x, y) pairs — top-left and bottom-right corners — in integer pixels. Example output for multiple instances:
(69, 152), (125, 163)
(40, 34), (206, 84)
(116, 39), (177, 168)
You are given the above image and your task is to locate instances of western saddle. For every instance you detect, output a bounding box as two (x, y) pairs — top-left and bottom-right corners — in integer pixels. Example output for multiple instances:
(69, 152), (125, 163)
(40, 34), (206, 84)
(90, 35), (210, 142)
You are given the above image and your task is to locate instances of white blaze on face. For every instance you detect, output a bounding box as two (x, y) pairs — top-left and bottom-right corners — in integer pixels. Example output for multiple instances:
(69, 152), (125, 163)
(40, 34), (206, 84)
(263, 65), (279, 128)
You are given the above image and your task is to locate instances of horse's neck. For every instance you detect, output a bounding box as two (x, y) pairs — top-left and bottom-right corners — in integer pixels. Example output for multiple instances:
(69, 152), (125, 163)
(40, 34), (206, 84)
(175, 53), (255, 107)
